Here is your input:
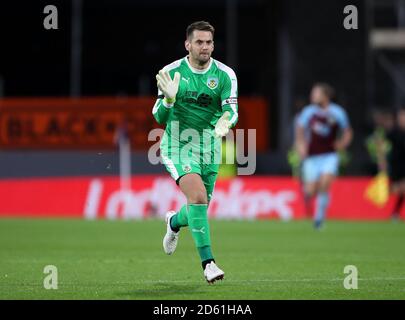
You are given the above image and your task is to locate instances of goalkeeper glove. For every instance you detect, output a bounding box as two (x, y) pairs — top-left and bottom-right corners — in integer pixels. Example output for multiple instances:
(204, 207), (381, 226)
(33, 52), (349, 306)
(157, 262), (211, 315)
(214, 111), (231, 138)
(156, 70), (180, 105)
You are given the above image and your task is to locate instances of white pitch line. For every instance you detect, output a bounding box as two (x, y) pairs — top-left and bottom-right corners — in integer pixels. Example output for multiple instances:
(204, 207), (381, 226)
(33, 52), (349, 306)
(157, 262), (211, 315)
(2, 277), (405, 287)
(135, 277), (405, 284)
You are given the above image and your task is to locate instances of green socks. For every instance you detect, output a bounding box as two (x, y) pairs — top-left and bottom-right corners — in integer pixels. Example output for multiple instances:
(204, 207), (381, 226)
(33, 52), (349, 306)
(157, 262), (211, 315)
(198, 246), (214, 262)
(169, 203), (214, 264)
(188, 204), (213, 261)
(170, 205), (189, 232)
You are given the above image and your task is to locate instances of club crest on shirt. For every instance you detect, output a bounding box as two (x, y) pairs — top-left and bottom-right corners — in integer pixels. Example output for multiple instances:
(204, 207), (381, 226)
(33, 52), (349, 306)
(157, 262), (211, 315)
(207, 77), (219, 90)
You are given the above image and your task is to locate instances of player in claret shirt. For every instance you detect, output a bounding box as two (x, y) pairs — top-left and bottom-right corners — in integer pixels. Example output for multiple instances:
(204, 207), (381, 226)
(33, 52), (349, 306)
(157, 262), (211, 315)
(152, 21), (238, 283)
(295, 83), (353, 229)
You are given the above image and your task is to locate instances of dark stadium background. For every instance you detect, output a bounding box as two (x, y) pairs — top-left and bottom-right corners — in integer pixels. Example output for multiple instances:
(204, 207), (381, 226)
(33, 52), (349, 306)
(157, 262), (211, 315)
(2, 0), (399, 177)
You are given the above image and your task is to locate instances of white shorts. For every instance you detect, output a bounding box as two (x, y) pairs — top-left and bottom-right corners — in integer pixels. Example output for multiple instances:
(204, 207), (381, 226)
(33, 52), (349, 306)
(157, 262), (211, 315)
(302, 153), (339, 183)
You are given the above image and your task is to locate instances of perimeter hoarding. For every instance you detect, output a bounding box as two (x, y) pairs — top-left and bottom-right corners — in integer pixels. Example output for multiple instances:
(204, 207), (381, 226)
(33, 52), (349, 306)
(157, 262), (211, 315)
(0, 176), (402, 220)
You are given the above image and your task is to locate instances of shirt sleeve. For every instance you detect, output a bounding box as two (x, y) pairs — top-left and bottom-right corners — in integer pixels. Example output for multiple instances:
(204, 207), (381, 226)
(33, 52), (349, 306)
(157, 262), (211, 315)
(152, 88), (173, 125)
(220, 70), (239, 128)
(296, 106), (313, 128)
(335, 107), (350, 129)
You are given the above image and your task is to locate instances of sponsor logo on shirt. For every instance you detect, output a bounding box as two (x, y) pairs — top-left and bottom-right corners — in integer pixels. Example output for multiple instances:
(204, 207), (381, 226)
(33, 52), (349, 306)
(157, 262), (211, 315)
(312, 121), (331, 136)
(182, 91), (213, 107)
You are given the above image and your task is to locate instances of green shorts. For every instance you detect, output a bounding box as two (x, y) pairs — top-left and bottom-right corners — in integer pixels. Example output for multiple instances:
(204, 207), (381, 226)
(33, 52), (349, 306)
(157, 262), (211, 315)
(161, 139), (220, 202)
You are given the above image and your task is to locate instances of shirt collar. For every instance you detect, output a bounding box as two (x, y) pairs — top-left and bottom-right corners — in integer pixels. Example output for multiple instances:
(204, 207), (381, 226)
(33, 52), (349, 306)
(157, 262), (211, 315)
(184, 56), (213, 74)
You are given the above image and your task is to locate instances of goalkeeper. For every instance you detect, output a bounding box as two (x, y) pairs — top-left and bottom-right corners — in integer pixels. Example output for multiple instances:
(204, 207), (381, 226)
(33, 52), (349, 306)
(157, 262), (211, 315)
(152, 21), (238, 283)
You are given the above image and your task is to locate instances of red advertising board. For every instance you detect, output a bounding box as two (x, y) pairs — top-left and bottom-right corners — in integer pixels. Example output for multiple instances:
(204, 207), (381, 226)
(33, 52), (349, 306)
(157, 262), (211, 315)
(0, 176), (403, 220)
(0, 97), (269, 151)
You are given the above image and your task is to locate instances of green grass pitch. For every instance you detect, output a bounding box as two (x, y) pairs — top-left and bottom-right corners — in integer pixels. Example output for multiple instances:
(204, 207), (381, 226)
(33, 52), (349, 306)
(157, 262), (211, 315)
(0, 218), (404, 299)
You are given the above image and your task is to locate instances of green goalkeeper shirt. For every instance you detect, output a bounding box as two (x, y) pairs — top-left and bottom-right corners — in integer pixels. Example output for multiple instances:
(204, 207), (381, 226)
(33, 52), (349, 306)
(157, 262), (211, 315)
(152, 56), (238, 148)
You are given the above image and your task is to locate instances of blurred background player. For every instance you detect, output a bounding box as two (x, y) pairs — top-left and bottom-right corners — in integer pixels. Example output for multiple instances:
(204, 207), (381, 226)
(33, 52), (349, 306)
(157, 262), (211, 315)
(153, 21), (238, 283)
(287, 97), (313, 217)
(295, 83), (353, 229)
(376, 107), (405, 220)
(365, 108), (394, 175)
(218, 138), (237, 179)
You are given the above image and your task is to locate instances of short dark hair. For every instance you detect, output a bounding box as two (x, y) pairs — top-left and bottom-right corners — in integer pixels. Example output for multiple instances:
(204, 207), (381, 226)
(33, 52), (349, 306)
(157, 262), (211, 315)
(313, 82), (336, 100)
(186, 21), (215, 39)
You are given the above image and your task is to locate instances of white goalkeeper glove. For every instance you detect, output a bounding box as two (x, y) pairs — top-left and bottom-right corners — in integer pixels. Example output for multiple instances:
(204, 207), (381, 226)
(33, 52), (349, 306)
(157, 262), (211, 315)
(156, 70), (180, 104)
(214, 111), (231, 138)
